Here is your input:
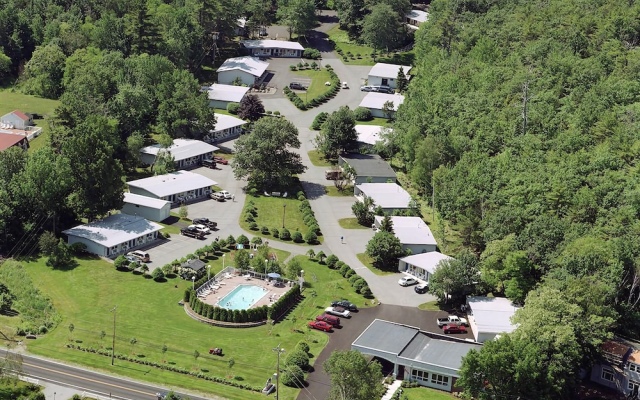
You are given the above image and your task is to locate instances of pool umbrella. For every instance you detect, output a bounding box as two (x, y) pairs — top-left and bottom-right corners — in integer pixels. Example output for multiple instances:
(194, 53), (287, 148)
(267, 273), (281, 279)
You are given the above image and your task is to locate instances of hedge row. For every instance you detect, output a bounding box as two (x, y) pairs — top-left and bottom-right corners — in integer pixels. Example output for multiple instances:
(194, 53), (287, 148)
(65, 343), (262, 392)
(282, 66), (341, 111)
(297, 191), (321, 244)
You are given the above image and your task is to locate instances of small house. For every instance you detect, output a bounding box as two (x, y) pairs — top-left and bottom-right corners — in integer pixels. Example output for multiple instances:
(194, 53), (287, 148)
(0, 133), (29, 152)
(204, 84), (250, 110)
(355, 125), (391, 148)
(0, 110), (33, 130)
(354, 183), (411, 213)
(398, 252), (451, 283)
(375, 216), (436, 254)
(368, 63), (412, 89)
(127, 171), (218, 204)
(406, 10), (428, 29)
(121, 193), (171, 222)
(591, 337), (640, 398)
(203, 114), (247, 143)
(241, 39), (304, 58)
(180, 258), (208, 279)
(466, 296), (520, 343)
(338, 153), (397, 185)
(139, 139), (219, 170)
(217, 56), (269, 86)
(359, 93), (405, 118)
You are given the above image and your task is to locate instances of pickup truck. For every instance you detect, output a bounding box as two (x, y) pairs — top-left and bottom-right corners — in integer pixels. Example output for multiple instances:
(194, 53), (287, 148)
(437, 315), (468, 327)
(192, 218), (217, 229)
(180, 226), (205, 239)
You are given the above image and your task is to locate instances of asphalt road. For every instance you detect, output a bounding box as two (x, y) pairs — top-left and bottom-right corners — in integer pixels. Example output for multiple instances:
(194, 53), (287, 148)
(15, 352), (219, 400)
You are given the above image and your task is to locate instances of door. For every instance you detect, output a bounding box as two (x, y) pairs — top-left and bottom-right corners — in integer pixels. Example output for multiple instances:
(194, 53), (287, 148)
(381, 78), (388, 85)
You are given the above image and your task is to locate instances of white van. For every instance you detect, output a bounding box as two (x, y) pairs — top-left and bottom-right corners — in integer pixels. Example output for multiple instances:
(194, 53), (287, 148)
(127, 250), (150, 263)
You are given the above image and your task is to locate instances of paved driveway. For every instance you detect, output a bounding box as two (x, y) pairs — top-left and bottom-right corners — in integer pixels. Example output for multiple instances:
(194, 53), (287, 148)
(302, 304), (474, 400)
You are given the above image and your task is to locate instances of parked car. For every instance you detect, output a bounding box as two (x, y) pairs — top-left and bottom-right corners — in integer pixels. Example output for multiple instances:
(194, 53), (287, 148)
(218, 190), (232, 199)
(325, 169), (343, 180)
(325, 306), (351, 318)
(331, 300), (358, 311)
(289, 82), (307, 90)
(308, 320), (332, 332)
(124, 254), (139, 264)
(190, 224), (211, 234)
(442, 324), (468, 334)
(213, 156), (228, 165)
(201, 159), (216, 169)
(414, 283), (428, 294)
(127, 250), (150, 263)
(192, 218), (217, 229)
(360, 85), (374, 92)
(376, 85), (394, 94)
(437, 315), (469, 327)
(316, 313), (341, 327)
(210, 192), (226, 201)
(398, 276), (418, 286)
(180, 226), (204, 239)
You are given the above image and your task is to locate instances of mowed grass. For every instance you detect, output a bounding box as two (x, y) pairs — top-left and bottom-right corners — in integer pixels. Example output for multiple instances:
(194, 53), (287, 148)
(293, 68), (333, 101)
(239, 195), (323, 245)
(338, 218), (368, 229)
(356, 253), (396, 276)
(0, 89), (60, 153)
(325, 185), (354, 197)
(403, 387), (457, 399)
(19, 251), (372, 400)
(327, 26), (376, 66)
(355, 117), (394, 126)
(307, 150), (334, 167)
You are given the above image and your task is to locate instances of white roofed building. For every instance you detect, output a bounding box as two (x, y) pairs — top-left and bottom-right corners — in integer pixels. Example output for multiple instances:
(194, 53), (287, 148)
(204, 114), (247, 143)
(241, 39), (304, 57)
(359, 93), (405, 118)
(375, 216), (437, 254)
(368, 63), (412, 89)
(139, 139), (218, 170)
(466, 296), (520, 343)
(127, 171), (217, 204)
(63, 214), (162, 258)
(355, 182), (411, 212)
(121, 193), (171, 222)
(204, 84), (250, 109)
(406, 10), (428, 29)
(398, 252), (451, 283)
(355, 125), (391, 148)
(216, 56), (269, 86)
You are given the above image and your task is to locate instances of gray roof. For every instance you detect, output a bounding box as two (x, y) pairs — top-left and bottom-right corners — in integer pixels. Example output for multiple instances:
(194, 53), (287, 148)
(206, 84), (250, 102)
(63, 214), (162, 248)
(241, 39), (304, 51)
(375, 216), (436, 246)
(467, 296), (520, 334)
(127, 171), (218, 198)
(352, 320), (418, 355)
(123, 193), (171, 210)
(359, 93), (405, 111)
(217, 56), (269, 77)
(339, 154), (396, 179)
(355, 125), (391, 146)
(213, 114), (247, 131)
(368, 63), (412, 79)
(356, 183), (411, 209)
(140, 139), (219, 162)
(182, 258), (207, 271)
(399, 333), (481, 375)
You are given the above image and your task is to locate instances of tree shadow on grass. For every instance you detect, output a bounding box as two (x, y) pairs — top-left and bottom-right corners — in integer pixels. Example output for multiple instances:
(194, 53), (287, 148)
(300, 181), (328, 200)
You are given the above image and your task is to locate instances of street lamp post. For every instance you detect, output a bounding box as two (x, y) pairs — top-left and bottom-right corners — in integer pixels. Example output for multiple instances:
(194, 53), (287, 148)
(282, 204), (286, 228)
(207, 265), (211, 281)
(110, 305), (117, 365)
(265, 259), (268, 274)
(222, 254), (225, 269)
(272, 344), (285, 400)
(192, 276), (196, 290)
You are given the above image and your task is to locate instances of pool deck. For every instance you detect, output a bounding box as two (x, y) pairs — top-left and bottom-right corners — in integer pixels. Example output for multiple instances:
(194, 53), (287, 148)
(197, 273), (293, 309)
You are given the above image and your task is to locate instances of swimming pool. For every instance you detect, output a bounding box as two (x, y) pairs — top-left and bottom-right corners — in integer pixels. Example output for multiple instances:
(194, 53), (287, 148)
(217, 284), (268, 310)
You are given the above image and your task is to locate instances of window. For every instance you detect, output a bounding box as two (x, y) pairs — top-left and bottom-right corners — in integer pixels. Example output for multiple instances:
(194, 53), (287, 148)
(411, 369), (428, 382)
(629, 380), (640, 392)
(630, 363), (640, 372)
(601, 368), (614, 382)
(431, 374), (449, 386)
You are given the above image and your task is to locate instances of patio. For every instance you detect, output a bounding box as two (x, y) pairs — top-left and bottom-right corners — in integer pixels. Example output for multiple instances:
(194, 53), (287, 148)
(196, 271), (293, 309)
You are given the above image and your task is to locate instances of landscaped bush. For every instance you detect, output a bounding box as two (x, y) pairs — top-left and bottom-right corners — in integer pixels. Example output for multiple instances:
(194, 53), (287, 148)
(268, 284), (300, 321)
(227, 102), (240, 114)
(303, 48), (321, 59)
(353, 107), (373, 121)
(251, 237), (263, 245)
(354, 278), (366, 292)
(297, 191), (305, 198)
(271, 227), (279, 238)
(280, 228), (291, 240)
(345, 269), (355, 278)
(261, 226), (270, 234)
(360, 285), (372, 297)
(285, 349), (310, 371)
(245, 213), (255, 222)
(237, 234), (249, 245)
(227, 235), (236, 248)
(296, 341), (310, 354)
(292, 231), (303, 243)
(348, 274), (360, 285)
(289, 65), (297, 71)
(340, 264), (352, 277)
(249, 222), (258, 230)
(325, 254), (339, 269)
(274, 111), (280, 116)
(152, 268), (165, 281)
(304, 231), (318, 244)
(308, 223), (321, 235)
(281, 364), (305, 387)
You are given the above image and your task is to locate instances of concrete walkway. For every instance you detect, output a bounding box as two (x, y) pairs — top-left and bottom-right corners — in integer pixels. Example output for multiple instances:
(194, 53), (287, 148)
(382, 380), (404, 400)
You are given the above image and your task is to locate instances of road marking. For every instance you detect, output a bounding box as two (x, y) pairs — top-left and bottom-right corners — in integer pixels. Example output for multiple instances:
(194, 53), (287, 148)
(23, 361), (156, 398)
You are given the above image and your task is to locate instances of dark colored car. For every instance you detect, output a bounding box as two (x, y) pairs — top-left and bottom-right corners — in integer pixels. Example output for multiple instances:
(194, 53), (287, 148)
(180, 226), (204, 239)
(213, 156), (228, 165)
(289, 82), (307, 90)
(442, 324), (468, 334)
(331, 300), (358, 311)
(316, 313), (341, 327)
(192, 218), (217, 229)
(202, 159), (216, 169)
(308, 320), (332, 332)
(414, 283), (428, 294)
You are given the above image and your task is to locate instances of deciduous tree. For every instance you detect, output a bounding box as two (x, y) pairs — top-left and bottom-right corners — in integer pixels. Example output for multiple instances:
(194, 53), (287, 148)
(238, 94), (265, 122)
(323, 350), (384, 400)
(362, 4), (404, 53)
(365, 231), (405, 270)
(315, 106), (357, 159)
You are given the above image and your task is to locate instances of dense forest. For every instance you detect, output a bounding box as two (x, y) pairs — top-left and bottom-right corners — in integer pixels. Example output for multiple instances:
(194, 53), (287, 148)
(392, 0), (640, 397)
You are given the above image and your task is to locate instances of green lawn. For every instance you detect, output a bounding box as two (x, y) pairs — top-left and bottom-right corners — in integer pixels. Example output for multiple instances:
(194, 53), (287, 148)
(356, 117), (394, 126)
(239, 194), (323, 245)
(327, 26), (376, 66)
(307, 150), (335, 167)
(293, 68), (333, 102)
(403, 386), (457, 400)
(0, 89), (60, 153)
(15, 251), (370, 400)
(338, 218), (368, 229)
(356, 253), (396, 276)
(418, 301), (444, 311)
(325, 185), (354, 197)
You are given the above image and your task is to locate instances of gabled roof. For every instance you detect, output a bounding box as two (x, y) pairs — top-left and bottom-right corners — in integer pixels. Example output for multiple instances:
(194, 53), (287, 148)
(355, 125), (391, 146)
(352, 319), (419, 355)
(406, 9), (429, 23)
(182, 258), (207, 271)
(467, 296), (520, 334)
(375, 216), (436, 246)
(399, 332), (480, 376)
(140, 139), (219, 162)
(339, 153), (396, 179)
(400, 252), (451, 274)
(2, 110), (30, 121)
(123, 193), (171, 210)
(241, 39), (304, 51)
(368, 63), (412, 79)
(0, 133), (27, 151)
(205, 84), (250, 103)
(359, 93), (405, 111)
(127, 171), (218, 198)
(62, 214), (162, 248)
(213, 114), (247, 131)
(356, 183), (411, 209)
(217, 56), (269, 77)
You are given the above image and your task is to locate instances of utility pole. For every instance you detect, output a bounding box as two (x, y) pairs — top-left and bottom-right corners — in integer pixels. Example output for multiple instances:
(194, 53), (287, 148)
(272, 344), (285, 400)
(111, 306), (117, 365)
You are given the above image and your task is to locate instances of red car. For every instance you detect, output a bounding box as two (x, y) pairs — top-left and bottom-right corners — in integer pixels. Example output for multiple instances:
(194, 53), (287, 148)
(443, 324), (468, 334)
(213, 156), (228, 165)
(308, 320), (332, 332)
(316, 313), (341, 327)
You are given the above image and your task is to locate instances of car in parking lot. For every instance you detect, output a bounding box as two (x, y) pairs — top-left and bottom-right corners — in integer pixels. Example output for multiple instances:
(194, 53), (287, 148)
(360, 85), (374, 92)
(124, 254), (139, 264)
(341, 82), (349, 89)
(190, 224), (210, 234)
(289, 82), (307, 90)
(316, 313), (341, 327)
(180, 226), (205, 239)
(325, 306), (351, 318)
(210, 192), (226, 201)
(414, 283), (428, 294)
(213, 156), (228, 165)
(127, 250), (150, 263)
(442, 324), (468, 334)
(331, 300), (358, 311)
(192, 218), (217, 229)
(201, 159), (216, 169)
(376, 85), (394, 94)
(218, 190), (232, 199)
(398, 276), (418, 286)
(308, 320), (332, 332)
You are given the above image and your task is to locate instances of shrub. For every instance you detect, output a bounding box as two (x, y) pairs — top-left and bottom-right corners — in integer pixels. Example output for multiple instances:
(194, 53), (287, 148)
(308, 223), (321, 235)
(281, 364), (305, 387)
(266, 110), (272, 114)
(304, 231), (318, 244)
(296, 341), (310, 354)
(249, 222), (258, 230)
(261, 226), (270, 234)
(285, 349), (310, 371)
(339, 264), (351, 277)
(114, 255), (127, 269)
(303, 48), (321, 59)
(245, 213), (255, 222)
(152, 268), (165, 281)
(348, 274), (360, 285)
(353, 107), (373, 121)
(325, 64), (332, 69)
(292, 231), (303, 243)
(335, 261), (345, 270)
(280, 228), (291, 240)
(325, 254), (339, 269)
(289, 65), (297, 71)
(297, 62), (303, 68)
(251, 236), (263, 245)
(274, 111), (280, 116)
(360, 285), (372, 297)
(227, 102), (240, 114)
(237, 234), (249, 245)
(271, 228), (279, 238)
(354, 278), (366, 292)
(345, 269), (355, 278)
(227, 235), (236, 247)
(297, 190), (305, 198)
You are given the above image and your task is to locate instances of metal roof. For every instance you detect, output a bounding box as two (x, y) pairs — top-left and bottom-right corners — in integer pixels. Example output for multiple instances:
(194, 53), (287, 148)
(123, 193), (171, 210)
(374, 216), (436, 246)
(340, 153), (396, 179)
(359, 93), (405, 111)
(406, 9), (429, 23)
(140, 139), (219, 162)
(182, 258), (207, 271)
(241, 39), (304, 51)
(62, 214), (162, 248)
(206, 84), (250, 102)
(399, 252), (452, 274)
(355, 125), (392, 146)
(217, 56), (269, 77)
(0, 133), (27, 151)
(356, 183), (411, 209)
(368, 63), (412, 79)
(127, 171), (218, 198)
(352, 320), (419, 355)
(213, 114), (247, 132)
(467, 296), (520, 334)
(399, 333), (481, 375)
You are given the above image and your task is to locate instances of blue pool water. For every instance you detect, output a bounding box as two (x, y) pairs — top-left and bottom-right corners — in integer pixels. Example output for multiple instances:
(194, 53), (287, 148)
(217, 284), (268, 310)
